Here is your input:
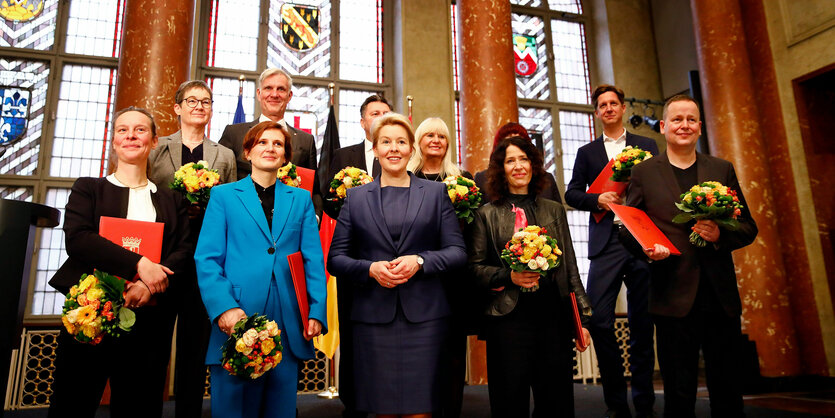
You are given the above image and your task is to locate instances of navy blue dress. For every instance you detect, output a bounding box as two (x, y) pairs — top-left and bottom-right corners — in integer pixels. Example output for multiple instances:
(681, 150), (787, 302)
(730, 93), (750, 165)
(353, 186), (448, 414)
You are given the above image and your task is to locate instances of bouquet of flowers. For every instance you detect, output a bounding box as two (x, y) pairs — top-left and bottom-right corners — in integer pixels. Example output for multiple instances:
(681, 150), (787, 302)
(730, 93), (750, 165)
(276, 162), (301, 188)
(673, 181), (744, 247)
(61, 271), (135, 345)
(610, 146), (653, 182)
(327, 166), (374, 211)
(170, 161), (221, 206)
(221, 314), (283, 380)
(500, 225), (562, 292)
(442, 175), (482, 224)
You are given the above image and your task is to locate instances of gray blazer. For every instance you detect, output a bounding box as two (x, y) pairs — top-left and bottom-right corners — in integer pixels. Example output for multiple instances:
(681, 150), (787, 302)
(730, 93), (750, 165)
(148, 130), (237, 189)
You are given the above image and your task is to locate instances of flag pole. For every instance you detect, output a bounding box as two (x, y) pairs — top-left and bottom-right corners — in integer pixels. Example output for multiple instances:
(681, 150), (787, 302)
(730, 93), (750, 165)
(406, 95), (413, 123)
(238, 74), (245, 95)
(328, 82), (335, 106)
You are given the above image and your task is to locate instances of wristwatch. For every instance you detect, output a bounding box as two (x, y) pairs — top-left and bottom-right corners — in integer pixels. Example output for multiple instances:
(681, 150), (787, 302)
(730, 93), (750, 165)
(416, 255), (425, 269)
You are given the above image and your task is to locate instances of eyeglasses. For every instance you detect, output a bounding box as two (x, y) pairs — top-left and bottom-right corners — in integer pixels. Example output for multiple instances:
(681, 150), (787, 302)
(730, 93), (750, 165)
(182, 97), (213, 108)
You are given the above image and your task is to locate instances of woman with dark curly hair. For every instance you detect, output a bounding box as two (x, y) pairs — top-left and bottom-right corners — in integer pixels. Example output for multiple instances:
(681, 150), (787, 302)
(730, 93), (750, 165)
(467, 136), (591, 417)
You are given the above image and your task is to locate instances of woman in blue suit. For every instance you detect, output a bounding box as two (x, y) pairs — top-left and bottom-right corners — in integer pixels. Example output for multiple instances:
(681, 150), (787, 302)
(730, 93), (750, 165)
(195, 121), (327, 418)
(328, 113), (467, 418)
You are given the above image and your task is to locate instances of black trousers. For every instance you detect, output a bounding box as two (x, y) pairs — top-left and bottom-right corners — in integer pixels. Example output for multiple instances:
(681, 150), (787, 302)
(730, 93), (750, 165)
(484, 296), (575, 418)
(654, 308), (745, 418)
(587, 232), (655, 414)
(48, 303), (176, 418)
(172, 264), (212, 418)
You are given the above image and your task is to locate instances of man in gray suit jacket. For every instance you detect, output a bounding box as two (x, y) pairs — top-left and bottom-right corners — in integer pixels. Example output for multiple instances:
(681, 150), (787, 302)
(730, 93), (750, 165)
(219, 68), (322, 217)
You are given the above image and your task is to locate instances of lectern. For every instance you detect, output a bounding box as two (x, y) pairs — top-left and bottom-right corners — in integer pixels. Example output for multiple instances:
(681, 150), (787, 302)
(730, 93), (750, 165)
(0, 199), (60, 415)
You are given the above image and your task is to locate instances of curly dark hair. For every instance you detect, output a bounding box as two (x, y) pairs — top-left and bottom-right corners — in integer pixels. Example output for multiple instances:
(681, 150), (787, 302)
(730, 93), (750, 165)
(486, 136), (547, 202)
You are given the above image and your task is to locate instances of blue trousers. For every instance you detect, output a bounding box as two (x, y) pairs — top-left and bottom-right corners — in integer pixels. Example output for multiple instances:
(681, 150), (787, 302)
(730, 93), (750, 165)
(209, 280), (299, 418)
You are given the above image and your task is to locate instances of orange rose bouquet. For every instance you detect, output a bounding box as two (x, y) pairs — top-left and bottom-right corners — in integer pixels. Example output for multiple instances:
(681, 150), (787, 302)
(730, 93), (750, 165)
(673, 181), (744, 247)
(327, 166), (373, 212)
(276, 162), (301, 188)
(442, 175), (482, 224)
(61, 271), (135, 345)
(221, 314), (283, 380)
(170, 161), (221, 206)
(610, 146), (653, 182)
(500, 225), (562, 292)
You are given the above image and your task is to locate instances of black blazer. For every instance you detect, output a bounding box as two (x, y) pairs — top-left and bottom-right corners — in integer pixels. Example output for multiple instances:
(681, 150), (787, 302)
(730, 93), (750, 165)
(564, 132), (658, 258)
(50, 177), (192, 295)
(467, 198), (591, 323)
(473, 170), (562, 204)
(218, 119), (323, 218)
(623, 152), (758, 317)
(327, 174), (467, 324)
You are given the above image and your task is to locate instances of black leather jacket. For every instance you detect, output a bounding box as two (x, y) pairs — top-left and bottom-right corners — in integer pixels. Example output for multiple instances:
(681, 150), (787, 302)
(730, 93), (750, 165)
(466, 198), (592, 325)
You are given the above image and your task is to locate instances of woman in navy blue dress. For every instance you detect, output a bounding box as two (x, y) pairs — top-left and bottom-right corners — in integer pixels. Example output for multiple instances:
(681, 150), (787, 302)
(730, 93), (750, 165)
(328, 113), (466, 417)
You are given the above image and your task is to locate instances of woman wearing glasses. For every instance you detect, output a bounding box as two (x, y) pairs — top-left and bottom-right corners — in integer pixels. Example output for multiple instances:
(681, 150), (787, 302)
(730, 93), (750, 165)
(148, 80), (236, 417)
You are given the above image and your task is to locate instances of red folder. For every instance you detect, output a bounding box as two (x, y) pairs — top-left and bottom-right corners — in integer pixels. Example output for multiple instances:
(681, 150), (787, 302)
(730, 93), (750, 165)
(609, 204), (681, 255)
(586, 159), (628, 222)
(296, 166), (315, 196)
(287, 251), (310, 327)
(99, 216), (164, 262)
(570, 292), (588, 348)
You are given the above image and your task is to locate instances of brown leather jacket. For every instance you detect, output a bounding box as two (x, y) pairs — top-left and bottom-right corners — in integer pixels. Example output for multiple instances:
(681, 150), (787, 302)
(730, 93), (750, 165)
(466, 198), (591, 325)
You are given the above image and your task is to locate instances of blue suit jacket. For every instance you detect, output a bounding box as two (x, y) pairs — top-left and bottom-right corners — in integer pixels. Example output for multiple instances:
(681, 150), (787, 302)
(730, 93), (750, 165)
(565, 132), (659, 258)
(195, 177), (328, 364)
(327, 174), (467, 324)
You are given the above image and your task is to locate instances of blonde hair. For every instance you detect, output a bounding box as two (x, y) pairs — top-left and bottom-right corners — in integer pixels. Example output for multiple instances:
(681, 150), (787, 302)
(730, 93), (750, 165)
(371, 113), (415, 148)
(408, 117), (460, 178)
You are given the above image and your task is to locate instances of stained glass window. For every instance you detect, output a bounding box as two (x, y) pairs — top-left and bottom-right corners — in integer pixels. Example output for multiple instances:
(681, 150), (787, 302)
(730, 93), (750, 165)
(0, 185), (33, 201)
(512, 14), (550, 100)
(337, 89), (382, 148)
(510, 0), (542, 7)
(267, 0), (332, 77)
(339, 0), (383, 83)
(551, 19), (590, 105)
(0, 59), (49, 175)
(50, 65), (117, 178)
(205, 76), (257, 142)
(519, 106), (554, 173)
(287, 85), (329, 158)
(32, 188), (71, 316)
(206, 0), (260, 71)
(450, 4), (460, 92)
(455, 99), (462, 165)
(548, 0), (582, 14)
(567, 209), (590, 285)
(559, 110), (594, 284)
(64, 0), (125, 58)
(0, 0), (58, 50)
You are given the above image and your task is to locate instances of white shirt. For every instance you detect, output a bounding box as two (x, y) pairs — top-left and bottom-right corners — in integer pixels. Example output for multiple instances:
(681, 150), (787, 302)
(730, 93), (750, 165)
(258, 114), (286, 128)
(602, 128), (626, 223)
(106, 174), (157, 222)
(364, 138), (375, 174)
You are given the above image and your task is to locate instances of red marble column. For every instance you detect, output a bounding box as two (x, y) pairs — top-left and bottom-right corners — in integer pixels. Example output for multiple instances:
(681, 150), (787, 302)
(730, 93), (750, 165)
(457, 0), (518, 174)
(457, 0), (518, 384)
(115, 0), (195, 135)
(691, 0), (801, 376)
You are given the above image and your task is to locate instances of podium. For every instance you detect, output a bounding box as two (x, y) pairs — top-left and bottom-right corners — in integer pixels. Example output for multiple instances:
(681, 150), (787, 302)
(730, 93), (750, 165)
(0, 199), (60, 415)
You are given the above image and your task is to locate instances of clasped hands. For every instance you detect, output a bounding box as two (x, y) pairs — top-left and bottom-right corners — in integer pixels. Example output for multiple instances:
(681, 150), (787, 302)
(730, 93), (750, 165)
(511, 270), (540, 289)
(643, 219), (720, 261)
(217, 308), (322, 340)
(124, 256), (173, 308)
(369, 255), (421, 289)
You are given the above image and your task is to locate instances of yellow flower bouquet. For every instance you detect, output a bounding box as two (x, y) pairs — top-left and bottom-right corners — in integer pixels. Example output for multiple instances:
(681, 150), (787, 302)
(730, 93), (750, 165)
(673, 181), (744, 247)
(327, 166), (373, 212)
(61, 271), (136, 345)
(169, 161), (221, 206)
(610, 146), (653, 182)
(500, 225), (562, 292)
(276, 162), (301, 188)
(442, 175), (482, 224)
(221, 313), (283, 380)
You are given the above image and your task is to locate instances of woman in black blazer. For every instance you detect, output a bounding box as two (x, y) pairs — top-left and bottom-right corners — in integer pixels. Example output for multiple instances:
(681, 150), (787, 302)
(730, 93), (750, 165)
(48, 107), (191, 418)
(328, 113), (467, 418)
(467, 136), (590, 417)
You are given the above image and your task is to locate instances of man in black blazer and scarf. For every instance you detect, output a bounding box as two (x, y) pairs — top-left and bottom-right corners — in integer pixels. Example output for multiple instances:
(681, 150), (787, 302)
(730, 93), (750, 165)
(624, 95), (757, 417)
(219, 68), (322, 217)
(565, 85), (658, 418)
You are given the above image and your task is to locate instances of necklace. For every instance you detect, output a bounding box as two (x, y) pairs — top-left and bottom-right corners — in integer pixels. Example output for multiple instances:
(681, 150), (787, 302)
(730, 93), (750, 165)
(424, 171), (442, 182)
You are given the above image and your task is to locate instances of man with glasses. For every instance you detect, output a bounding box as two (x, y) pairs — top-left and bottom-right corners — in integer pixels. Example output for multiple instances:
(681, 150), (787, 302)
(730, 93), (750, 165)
(565, 85), (659, 418)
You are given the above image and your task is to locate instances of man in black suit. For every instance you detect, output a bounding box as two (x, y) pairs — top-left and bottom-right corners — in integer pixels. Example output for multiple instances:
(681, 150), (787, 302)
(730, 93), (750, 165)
(325, 94), (390, 418)
(219, 68), (322, 216)
(565, 85), (658, 418)
(624, 95), (758, 417)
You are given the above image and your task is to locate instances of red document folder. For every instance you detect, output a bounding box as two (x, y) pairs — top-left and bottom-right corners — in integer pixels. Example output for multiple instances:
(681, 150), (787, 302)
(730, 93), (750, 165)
(586, 159), (628, 222)
(570, 292), (588, 348)
(287, 251), (310, 327)
(98, 216), (164, 262)
(609, 204), (681, 255)
(296, 166), (315, 196)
